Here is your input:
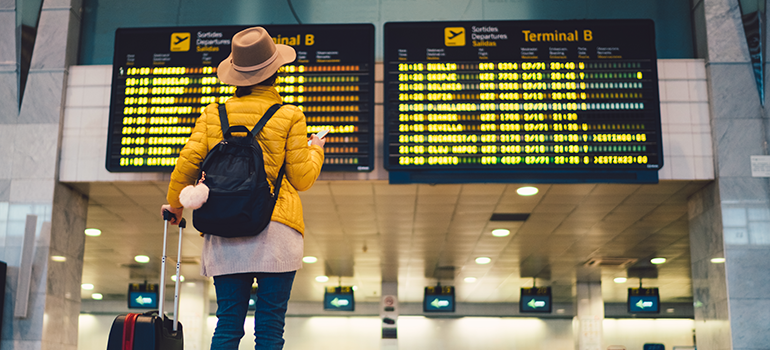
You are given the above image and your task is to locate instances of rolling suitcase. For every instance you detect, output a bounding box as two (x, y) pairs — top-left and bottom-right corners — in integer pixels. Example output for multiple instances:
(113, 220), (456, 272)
(106, 212), (186, 350)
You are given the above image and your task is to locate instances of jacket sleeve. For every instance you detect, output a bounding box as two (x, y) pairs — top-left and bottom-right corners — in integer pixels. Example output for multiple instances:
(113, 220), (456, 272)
(166, 109), (211, 207)
(283, 107), (324, 191)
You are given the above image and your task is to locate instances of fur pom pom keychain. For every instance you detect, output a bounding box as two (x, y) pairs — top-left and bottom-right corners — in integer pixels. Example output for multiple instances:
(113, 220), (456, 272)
(179, 172), (209, 210)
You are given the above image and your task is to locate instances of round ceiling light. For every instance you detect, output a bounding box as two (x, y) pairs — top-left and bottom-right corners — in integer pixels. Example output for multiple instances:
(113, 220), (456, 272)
(134, 255), (150, 263)
(315, 275), (329, 283)
(710, 257), (725, 264)
(302, 256), (318, 263)
(491, 229), (510, 237)
(516, 186), (539, 196)
(475, 257), (492, 265)
(84, 228), (102, 237)
(464, 277), (477, 283)
(613, 277), (628, 284)
(650, 257), (667, 264)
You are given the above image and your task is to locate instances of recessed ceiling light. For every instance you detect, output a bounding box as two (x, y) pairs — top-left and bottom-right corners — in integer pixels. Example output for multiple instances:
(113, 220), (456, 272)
(134, 255), (150, 263)
(464, 277), (477, 283)
(650, 257), (667, 264)
(171, 275), (185, 282)
(475, 257), (491, 265)
(51, 256), (66, 262)
(352, 285), (358, 291)
(302, 256), (318, 264)
(84, 228), (102, 237)
(91, 293), (103, 300)
(315, 275), (329, 283)
(81, 283), (94, 290)
(613, 277), (627, 284)
(491, 229), (510, 237)
(710, 257), (725, 264)
(516, 186), (538, 196)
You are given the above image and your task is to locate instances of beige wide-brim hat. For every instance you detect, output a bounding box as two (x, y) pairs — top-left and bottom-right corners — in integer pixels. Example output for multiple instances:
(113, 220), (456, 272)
(217, 27), (296, 86)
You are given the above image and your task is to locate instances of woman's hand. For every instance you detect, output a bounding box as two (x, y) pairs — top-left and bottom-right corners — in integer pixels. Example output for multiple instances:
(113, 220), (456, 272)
(160, 204), (183, 225)
(308, 134), (326, 147)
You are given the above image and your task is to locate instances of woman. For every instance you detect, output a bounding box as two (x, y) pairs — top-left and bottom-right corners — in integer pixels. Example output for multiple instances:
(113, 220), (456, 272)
(161, 26), (324, 349)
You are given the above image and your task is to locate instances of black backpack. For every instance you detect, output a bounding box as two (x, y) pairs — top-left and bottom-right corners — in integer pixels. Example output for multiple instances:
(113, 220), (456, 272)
(192, 103), (286, 237)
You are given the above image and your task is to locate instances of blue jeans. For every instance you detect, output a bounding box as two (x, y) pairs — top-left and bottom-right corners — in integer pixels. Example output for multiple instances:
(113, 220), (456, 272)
(210, 271), (296, 350)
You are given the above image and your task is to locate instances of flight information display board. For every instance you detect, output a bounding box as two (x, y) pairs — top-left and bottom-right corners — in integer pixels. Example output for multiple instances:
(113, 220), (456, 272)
(384, 20), (662, 184)
(107, 24), (375, 172)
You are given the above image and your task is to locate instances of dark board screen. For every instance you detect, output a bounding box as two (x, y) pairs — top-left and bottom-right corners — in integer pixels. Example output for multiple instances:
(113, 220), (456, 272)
(107, 24), (375, 172)
(384, 20), (662, 184)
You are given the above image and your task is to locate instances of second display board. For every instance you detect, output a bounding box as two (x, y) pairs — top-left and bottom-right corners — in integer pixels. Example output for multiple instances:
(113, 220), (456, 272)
(108, 24), (374, 172)
(384, 20), (662, 184)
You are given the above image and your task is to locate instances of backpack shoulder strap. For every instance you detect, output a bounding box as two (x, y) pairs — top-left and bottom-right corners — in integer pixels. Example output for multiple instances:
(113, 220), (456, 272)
(249, 104), (283, 137)
(217, 104), (230, 134)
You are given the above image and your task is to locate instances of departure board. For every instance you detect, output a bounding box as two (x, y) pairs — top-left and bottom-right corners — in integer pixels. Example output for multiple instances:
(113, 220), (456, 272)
(384, 20), (662, 184)
(107, 24), (374, 172)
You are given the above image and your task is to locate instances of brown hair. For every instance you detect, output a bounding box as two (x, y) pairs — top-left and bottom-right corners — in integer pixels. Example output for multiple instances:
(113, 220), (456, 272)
(234, 72), (279, 97)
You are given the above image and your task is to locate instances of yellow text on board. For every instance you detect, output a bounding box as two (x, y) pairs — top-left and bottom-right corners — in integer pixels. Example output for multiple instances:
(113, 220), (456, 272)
(521, 29), (593, 42)
(272, 34), (315, 46)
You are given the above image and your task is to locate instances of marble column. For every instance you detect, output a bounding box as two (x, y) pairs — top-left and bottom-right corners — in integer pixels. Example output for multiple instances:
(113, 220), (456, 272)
(178, 281), (210, 350)
(576, 282), (604, 350)
(380, 281), (398, 350)
(690, 0), (770, 349)
(0, 0), (87, 349)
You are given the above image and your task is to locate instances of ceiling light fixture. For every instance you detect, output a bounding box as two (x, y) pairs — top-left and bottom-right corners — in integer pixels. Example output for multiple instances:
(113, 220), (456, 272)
(491, 228), (510, 237)
(475, 257), (491, 265)
(315, 275), (329, 283)
(91, 293), (103, 300)
(84, 228), (102, 237)
(51, 256), (66, 262)
(464, 277), (477, 283)
(134, 255), (150, 263)
(516, 186), (539, 196)
(171, 275), (185, 282)
(650, 257), (667, 264)
(81, 283), (94, 290)
(613, 277), (627, 284)
(710, 257), (725, 264)
(302, 256), (318, 264)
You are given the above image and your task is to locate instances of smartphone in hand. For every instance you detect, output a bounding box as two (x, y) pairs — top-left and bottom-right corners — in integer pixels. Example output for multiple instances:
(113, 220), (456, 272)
(308, 129), (330, 146)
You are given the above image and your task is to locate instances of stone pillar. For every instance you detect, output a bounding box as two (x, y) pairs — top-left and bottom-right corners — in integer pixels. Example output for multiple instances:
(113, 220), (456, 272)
(576, 282), (603, 350)
(689, 0), (770, 349)
(0, 0), (87, 349)
(380, 281), (398, 350)
(178, 281), (210, 350)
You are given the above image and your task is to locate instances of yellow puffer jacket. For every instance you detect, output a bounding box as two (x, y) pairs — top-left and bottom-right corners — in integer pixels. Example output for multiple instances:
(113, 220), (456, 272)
(166, 86), (324, 235)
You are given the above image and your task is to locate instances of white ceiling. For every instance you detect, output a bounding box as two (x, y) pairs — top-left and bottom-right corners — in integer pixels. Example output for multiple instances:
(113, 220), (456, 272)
(78, 179), (709, 304)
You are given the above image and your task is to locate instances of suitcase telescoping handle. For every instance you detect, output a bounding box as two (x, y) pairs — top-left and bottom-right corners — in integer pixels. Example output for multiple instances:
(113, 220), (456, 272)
(161, 210), (185, 332)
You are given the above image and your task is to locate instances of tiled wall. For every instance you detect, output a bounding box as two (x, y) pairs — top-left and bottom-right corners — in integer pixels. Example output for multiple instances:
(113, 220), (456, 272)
(60, 60), (714, 183)
(657, 59), (713, 180)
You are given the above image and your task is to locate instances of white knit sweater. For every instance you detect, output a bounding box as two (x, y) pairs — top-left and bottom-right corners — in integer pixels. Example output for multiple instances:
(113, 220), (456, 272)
(200, 221), (304, 277)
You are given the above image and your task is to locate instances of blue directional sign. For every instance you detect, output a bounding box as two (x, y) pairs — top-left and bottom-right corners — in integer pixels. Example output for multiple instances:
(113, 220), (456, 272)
(127, 283), (159, 309)
(424, 286), (455, 312)
(324, 286), (355, 311)
(628, 288), (660, 313)
(520, 287), (552, 313)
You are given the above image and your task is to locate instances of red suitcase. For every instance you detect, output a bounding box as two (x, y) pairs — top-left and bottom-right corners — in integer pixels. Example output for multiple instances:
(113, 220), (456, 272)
(106, 213), (185, 350)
